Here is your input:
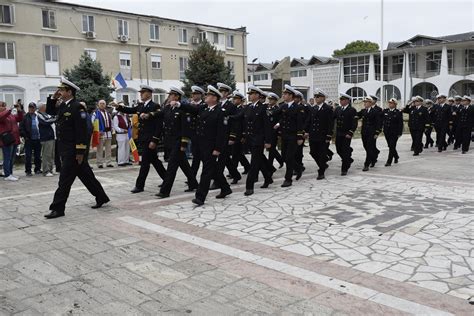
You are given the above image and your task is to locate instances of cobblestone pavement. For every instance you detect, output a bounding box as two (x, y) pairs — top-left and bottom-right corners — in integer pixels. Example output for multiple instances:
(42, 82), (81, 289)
(0, 135), (473, 315)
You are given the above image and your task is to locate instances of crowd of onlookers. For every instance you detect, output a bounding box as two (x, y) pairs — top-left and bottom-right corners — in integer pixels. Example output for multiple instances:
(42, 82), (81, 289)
(0, 98), (146, 182)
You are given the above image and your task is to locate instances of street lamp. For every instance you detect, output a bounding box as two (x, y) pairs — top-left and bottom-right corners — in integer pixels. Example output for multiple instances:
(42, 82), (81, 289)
(145, 47), (151, 85)
(251, 57), (258, 85)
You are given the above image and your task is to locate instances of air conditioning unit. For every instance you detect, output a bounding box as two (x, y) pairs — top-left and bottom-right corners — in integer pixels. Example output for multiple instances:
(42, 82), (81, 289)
(119, 35), (129, 42)
(85, 31), (96, 39)
(191, 36), (199, 44)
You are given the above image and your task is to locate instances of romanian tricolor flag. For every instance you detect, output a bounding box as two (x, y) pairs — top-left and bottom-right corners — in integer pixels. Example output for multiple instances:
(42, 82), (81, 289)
(128, 127), (139, 162)
(91, 118), (100, 148)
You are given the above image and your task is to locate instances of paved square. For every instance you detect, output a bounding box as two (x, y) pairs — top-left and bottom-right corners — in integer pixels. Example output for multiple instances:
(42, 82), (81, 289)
(0, 135), (473, 315)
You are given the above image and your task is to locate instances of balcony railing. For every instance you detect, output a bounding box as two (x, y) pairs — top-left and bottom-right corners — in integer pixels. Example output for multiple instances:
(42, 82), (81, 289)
(375, 73), (403, 81)
(411, 70), (440, 79)
(448, 66), (474, 76)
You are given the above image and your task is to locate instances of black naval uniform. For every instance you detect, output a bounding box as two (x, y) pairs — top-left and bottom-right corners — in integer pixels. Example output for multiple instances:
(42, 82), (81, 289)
(424, 106), (435, 148)
(334, 104), (358, 174)
(46, 96), (109, 215)
(357, 106), (383, 169)
(186, 100), (206, 177)
(156, 104), (198, 196)
(267, 103), (284, 168)
(403, 104), (430, 155)
(273, 101), (305, 185)
(117, 100), (166, 191)
(239, 101), (273, 193)
(228, 103), (249, 183)
(450, 103), (461, 149)
(432, 103), (451, 151)
(304, 102), (334, 178)
(382, 108), (404, 165)
(294, 102), (309, 179)
(456, 104), (474, 153)
(180, 102), (231, 203)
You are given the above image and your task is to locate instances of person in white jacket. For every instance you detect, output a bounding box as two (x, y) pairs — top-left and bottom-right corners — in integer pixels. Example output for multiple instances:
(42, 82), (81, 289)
(112, 103), (131, 166)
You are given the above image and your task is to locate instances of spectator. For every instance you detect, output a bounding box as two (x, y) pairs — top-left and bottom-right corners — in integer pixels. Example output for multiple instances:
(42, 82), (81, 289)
(112, 102), (131, 166)
(20, 102), (42, 176)
(37, 102), (56, 176)
(0, 101), (24, 181)
(92, 100), (114, 168)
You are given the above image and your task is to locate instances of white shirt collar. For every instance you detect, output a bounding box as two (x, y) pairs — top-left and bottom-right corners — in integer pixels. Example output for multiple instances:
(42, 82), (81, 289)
(287, 101), (294, 107)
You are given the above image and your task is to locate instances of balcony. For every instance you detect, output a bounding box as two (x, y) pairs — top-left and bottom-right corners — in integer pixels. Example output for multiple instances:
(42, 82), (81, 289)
(375, 73), (403, 81)
(411, 70), (440, 79)
(449, 66), (474, 76)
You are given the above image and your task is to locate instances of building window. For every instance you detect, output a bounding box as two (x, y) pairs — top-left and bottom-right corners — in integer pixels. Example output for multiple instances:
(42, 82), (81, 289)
(150, 24), (159, 41)
(290, 69), (307, 77)
(391, 55), (403, 74)
(409, 53), (416, 74)
(82, 15), (95, 32)
(84, 48), (97, 61)
(426, 51), (441, 72)
(465, 49), (474, 72)
(447, 49), (454, 71)
(118, 19), (129, 37)
(227, 60), (235, 79)
(0, 5), (14, 25)
(151, 54), (162, 80)
(0, 42), (14, 60)
(42, 9), (56, 29)
(374, 55), (388, 80)
(343, 56), (369, 83)
(0, 42), (16, 75)
(0, 86), (24, 107)
(179, 57), (188, 80)
(44, 45), (59, 76)
(346, 87), (367, 101)
(119, 52), (131, 79)
(253, 73), (269, 81)
(178, 28), (188, 44)
(226, 34), (234, 48)
(199, 31), (206, 42)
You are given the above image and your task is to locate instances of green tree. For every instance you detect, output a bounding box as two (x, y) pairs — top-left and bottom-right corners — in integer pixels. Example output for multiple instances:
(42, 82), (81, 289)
(332, 40), (380, 57)
(182, 40), (236, 96)
(63, 52), (113, 106)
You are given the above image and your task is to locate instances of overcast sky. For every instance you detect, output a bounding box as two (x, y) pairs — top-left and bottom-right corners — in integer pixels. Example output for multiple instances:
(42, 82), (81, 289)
(62, 0), (473, 62)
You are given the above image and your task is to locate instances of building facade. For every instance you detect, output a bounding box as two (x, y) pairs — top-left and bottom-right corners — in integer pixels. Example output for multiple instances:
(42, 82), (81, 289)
(248, 55), (339, 101)
(338, 32), (474, 105)
(0, 0), (248, 107)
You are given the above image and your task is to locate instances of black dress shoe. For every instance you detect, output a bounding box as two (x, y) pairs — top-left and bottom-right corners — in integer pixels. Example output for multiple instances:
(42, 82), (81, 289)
(98, 165), (104, 169)
(281, 181), (292, 187)
(131, 187), (144, 193)
(370, 162), (376, 168)
(260, 178), (273, 188)
(462, 151), (467, 154)
(317, 174), (325, 180)
(209, 182), (219, 190)
(91, 198), (110, 209)
(244, 189), (254, 196)
(385, 163), (391, 167)
(231, 178), (239, 185)
(242, 170), (249, 175)
(341, 171), (348, 176)
(192, 198), (204, 206)
(156, 192), (169, 199)
(44, 210), (65, 219)
(216, 189), (232, 199)
(158, 183), (163, 188)
(438, 149), (443, 152)
(278, 163), (284, 169)
(106, 164), (114, 168)
(295, 171), (302, 180)
(184, 187), (197, 192)
(226, 174), (233, 179)
(413, 152), (419, 156)
(362, 166), (369, 172)
(394, 158), (399, 164)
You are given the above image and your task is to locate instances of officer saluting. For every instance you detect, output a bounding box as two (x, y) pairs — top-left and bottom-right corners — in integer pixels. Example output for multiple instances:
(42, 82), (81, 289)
(176, 85), (232, 206)
(403, 96), (430, 156)
(113, 84), (166, 193)
(382, 98), (403, 166)
(334, 93), (358, 176)
(45, 77), (109, 219)
(187, 86), (207, 177)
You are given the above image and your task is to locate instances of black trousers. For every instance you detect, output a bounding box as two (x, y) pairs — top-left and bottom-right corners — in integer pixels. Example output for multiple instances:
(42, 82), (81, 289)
(424, 127), (434, 147)
(136, 144), (166, 189)
(246, 144), (271, 190)
(55, 139), (62, 172)
(24, 139), (42, 173)
(195, 144), (230, 202)
(295, 142), (304, 170)
(384, 134), (399, 163)
(410, 129), (424, 154)
(435, 125), (448, 150)
(49, 154), (109, 213)
(362, 133), (378, 166)
(160, 143), (198, 195)
(268, 135), (283, 167)
(226, 143), (243, 180)
(281, 136), (299, 182)
(457, 126), (472, 152)
(309, 140), (329, 175)
(335, 135), (353, 172)
(190, 136), (201, 177)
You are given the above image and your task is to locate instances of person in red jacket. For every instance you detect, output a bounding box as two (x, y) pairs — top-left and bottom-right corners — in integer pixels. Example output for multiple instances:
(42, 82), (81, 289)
(0, 101), (24, 181)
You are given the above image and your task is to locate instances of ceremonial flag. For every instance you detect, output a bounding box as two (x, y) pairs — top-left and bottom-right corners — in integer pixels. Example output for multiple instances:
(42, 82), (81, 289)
(91, 116), (100, 148)
(128, 127), (139, 162)
(114, 72), (127, 89)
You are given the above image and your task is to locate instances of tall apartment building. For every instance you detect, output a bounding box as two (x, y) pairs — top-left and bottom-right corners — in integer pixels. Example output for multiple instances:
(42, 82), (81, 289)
(0, 0), (248, 106)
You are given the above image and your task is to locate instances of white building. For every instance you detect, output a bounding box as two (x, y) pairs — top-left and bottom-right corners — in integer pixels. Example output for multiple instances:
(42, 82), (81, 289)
(338, 32), (474, 105)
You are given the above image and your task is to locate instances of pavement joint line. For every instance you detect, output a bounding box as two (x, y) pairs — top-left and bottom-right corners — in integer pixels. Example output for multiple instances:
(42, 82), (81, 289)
(118, 215), (453, 316)
(363, 172), (474, 187)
